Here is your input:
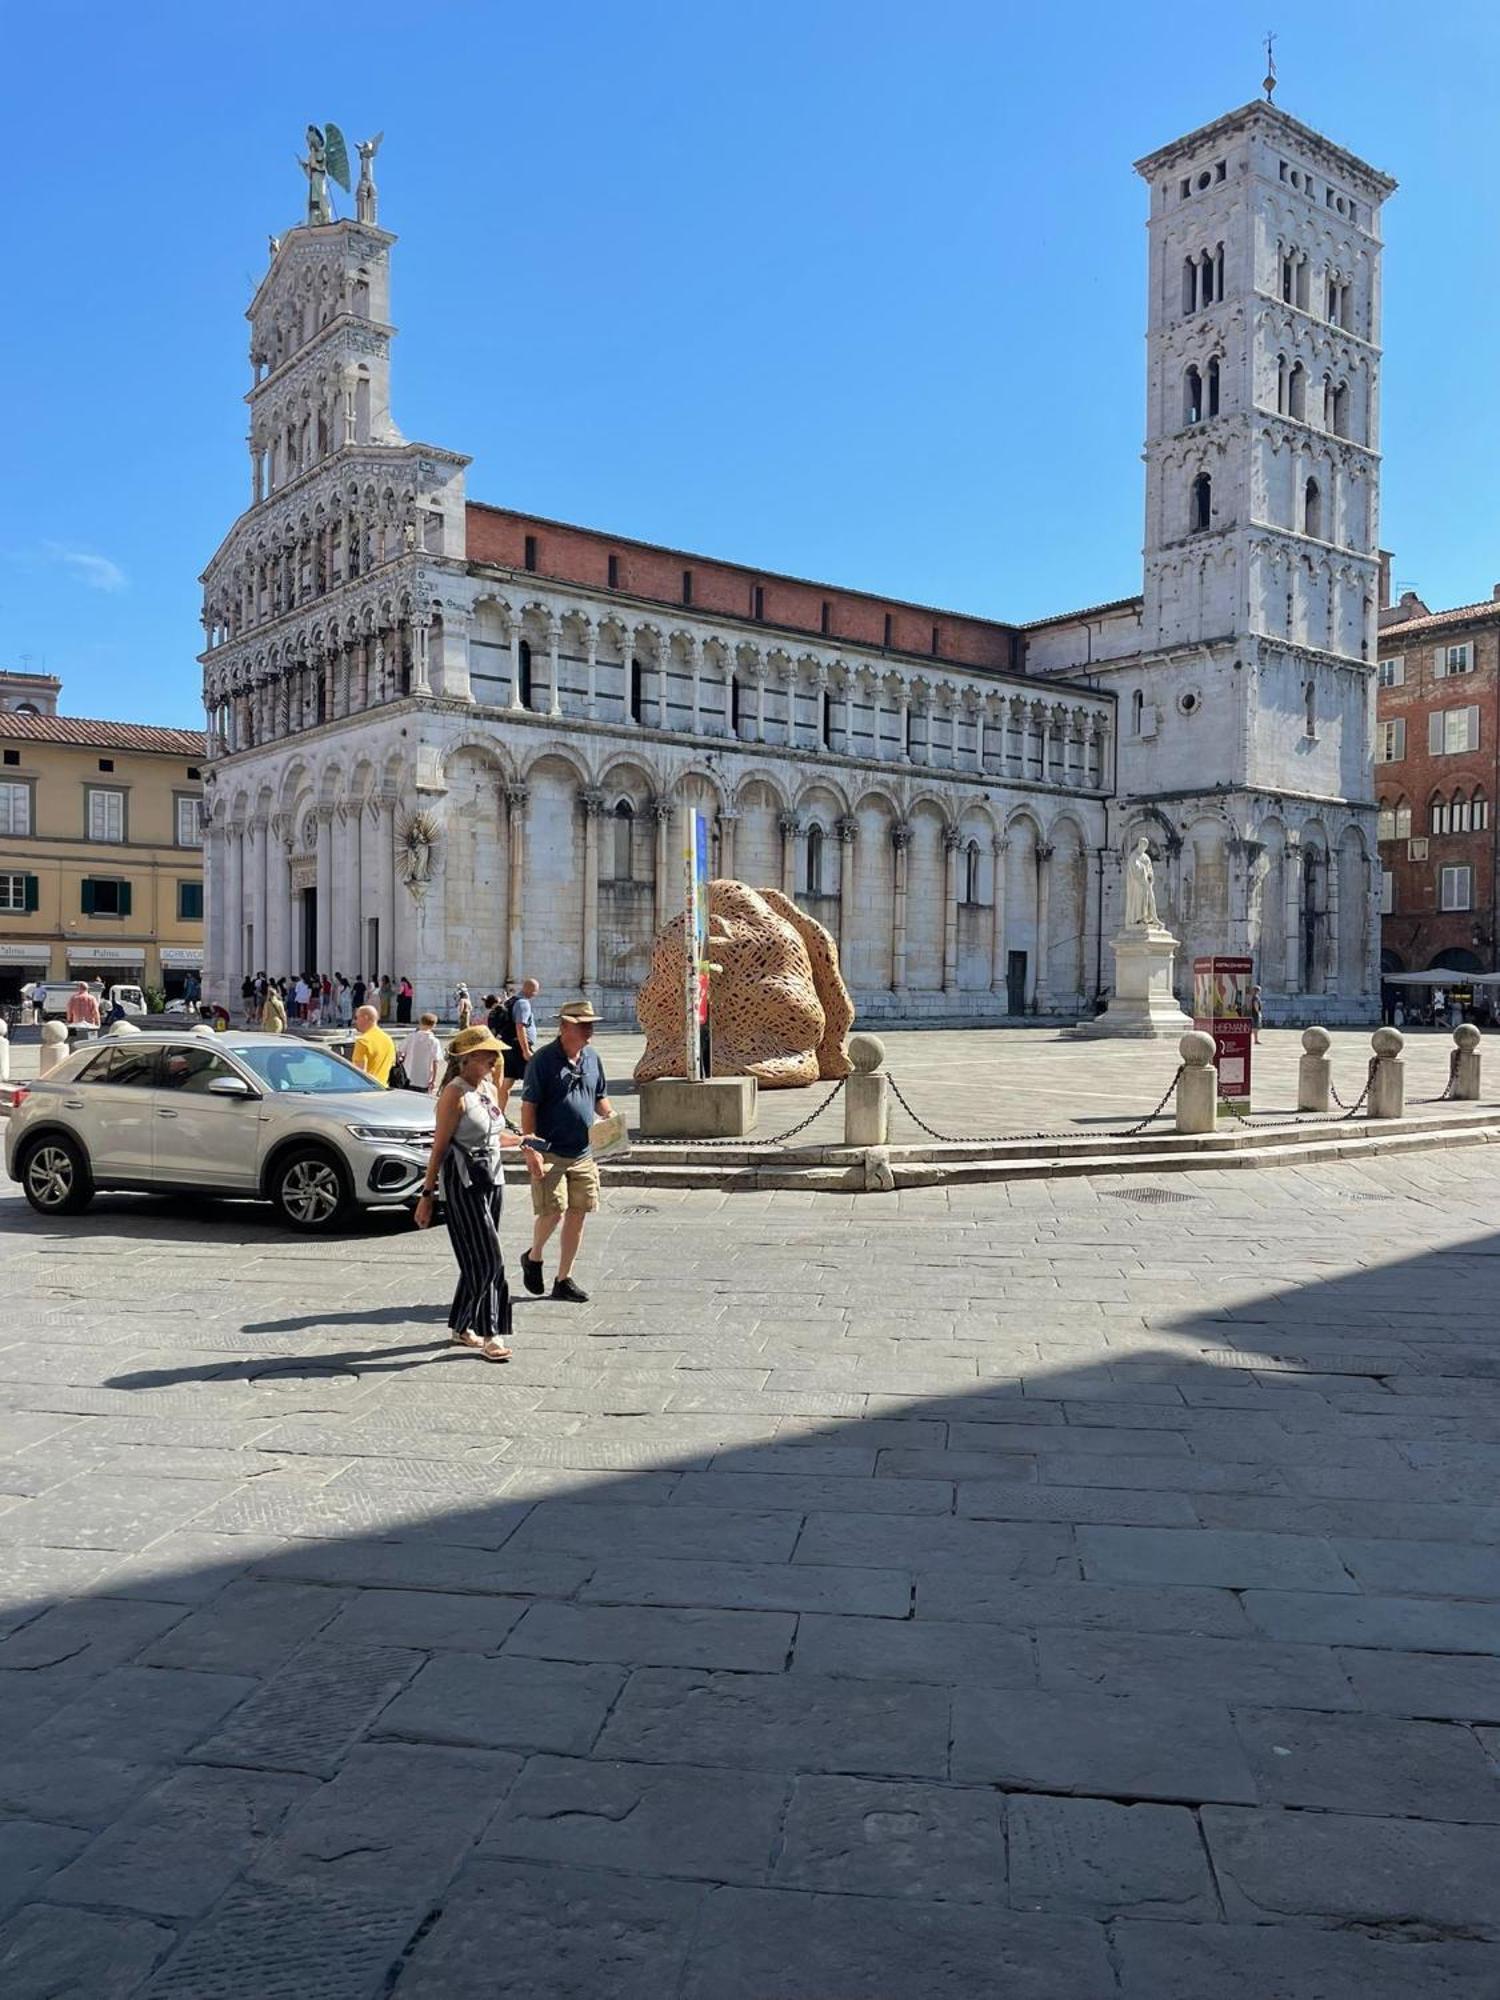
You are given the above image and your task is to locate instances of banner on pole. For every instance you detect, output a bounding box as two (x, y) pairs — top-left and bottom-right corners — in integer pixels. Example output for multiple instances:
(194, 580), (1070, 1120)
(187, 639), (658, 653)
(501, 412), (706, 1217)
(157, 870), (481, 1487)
(682, 808), (711, 1080)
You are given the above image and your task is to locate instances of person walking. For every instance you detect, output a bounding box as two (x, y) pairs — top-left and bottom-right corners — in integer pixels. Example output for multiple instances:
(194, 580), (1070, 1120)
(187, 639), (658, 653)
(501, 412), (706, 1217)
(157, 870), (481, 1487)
(65, 981), (101, 1038)
(415, 1027), (525, 1363)
(401, 1012), (443, 1095)
(396, 975), (414, 1025)
(335, 973), (352, 1025)
(1249, 983), (1263, 1045)
(496, 976), (538, 1120)
(351, 1002), (397, 1086)
(519, 999), (612, 1304)
(351, 973), (367, 1014)
(377, 974), (394, 1022)
(293, 974), (311, 1022)
(261, 983), (288, 1034)
(455, 982), (472, 1031)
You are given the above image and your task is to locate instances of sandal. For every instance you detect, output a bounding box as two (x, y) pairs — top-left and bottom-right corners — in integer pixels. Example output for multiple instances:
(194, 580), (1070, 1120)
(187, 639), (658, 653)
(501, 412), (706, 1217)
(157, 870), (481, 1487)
(477, 1338), (511, 1363)
(449, 1330), (484, 1350)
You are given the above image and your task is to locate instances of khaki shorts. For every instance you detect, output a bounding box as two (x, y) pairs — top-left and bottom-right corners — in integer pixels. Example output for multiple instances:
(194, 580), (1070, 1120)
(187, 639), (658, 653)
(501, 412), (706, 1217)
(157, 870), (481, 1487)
(530, 1152), (600, 1217)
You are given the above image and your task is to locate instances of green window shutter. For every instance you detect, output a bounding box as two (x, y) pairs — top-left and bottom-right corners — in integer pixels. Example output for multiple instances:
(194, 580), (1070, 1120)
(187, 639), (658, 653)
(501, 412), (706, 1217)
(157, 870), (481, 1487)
(179, 881), (203, 922)
(81, 878), (96, 915)
(119, 880), (132, 917)
(23, 873), (38, 913)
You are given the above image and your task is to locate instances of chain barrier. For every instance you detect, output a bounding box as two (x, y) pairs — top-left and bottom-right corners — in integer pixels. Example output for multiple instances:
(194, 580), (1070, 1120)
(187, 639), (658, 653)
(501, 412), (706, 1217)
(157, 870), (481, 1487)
(632, 1076), (848, 1151)
(884, 1065), (1187, 1147)
(1417, 1047), (1462, 1106)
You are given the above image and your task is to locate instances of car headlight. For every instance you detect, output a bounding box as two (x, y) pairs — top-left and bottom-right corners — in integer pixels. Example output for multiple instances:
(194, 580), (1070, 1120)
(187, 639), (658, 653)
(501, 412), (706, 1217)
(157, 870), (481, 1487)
(346, 1125), (434, 1145)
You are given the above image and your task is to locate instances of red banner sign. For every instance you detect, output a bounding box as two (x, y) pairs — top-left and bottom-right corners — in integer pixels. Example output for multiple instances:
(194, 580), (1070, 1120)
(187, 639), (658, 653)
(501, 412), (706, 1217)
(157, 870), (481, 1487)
(1193, 955), (1255, 1104)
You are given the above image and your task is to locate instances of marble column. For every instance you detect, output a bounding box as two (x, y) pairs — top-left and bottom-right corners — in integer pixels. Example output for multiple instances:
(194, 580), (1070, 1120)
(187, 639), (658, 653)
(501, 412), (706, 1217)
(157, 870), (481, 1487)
(778, 812), (801, 899)
(412, 620), (432, 698)
(652, 797), (674, 933)
(1323, 852), (1341, 996)
(842, 673), (855, 756)
(891, 822), (911, 994)
(254, 813), (271, 974)
(580, 789), (604, 993)
(1284, 838), (1303, 993)
(990, 836), (1010, 997)
(723, 646), (736, 737)
(718, 810), (738, 880)
(268, 817), (291, 980)
(505, 782), (528, 982)
(585, 623), (599, 720)
(548, 617), (564, 718)
(315, 806), (334, 972)
(1034, 844), (1055, 1011)
(204, 821), (226, 999)
(942, 824), (962, 992)
(338, 804), (361, 976)
(225, 823), (245, 992)
(508, 616), (525, 712)
(688, 639), (702, 736)
(657, 639), (670, 731)
(835, 815), (858, 975)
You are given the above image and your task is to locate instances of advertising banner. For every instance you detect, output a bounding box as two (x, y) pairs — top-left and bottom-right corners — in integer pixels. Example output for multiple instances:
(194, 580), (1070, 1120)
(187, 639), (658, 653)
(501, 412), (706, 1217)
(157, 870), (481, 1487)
(682, 807), (711, 1080)
(1193, 955), (1254, 1105)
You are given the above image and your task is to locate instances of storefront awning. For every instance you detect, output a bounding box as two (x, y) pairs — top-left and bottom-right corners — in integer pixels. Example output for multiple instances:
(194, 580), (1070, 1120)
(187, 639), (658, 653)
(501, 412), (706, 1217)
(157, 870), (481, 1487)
(0, 942), (48, 964)
(66, 945), (146, 968)
(1384, 970), (1500, 985)
(159, 948), (204, 967)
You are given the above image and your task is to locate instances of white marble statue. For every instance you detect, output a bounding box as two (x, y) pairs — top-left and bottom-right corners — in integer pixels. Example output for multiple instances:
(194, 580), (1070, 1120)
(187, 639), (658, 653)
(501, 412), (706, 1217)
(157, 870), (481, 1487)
(1124, 836), (1161, 930)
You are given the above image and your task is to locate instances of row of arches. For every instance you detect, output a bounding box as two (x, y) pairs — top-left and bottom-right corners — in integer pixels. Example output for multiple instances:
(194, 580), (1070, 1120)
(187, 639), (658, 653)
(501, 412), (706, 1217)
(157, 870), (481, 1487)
(1379, 790), (1490, 840)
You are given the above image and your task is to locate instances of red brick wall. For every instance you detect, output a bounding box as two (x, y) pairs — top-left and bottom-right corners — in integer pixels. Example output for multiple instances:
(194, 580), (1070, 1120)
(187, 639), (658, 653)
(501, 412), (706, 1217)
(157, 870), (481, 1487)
(464, 503), (1019, 672)
(1376, 615), (1499, 971)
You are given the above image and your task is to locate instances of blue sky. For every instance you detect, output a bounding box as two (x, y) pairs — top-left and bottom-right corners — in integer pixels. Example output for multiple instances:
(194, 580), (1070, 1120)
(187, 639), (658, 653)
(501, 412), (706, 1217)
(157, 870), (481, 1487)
(2, 1), (1496, 724)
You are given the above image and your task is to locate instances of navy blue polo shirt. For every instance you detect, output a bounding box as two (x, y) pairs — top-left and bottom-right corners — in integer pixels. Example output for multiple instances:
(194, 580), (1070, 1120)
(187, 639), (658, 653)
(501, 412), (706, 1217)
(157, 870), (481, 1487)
(522, 1039), (608, 1159)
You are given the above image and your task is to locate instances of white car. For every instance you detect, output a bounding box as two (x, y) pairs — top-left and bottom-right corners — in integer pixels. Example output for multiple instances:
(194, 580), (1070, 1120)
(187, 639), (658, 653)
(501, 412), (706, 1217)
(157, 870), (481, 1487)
(5, 1032), (435, 1231)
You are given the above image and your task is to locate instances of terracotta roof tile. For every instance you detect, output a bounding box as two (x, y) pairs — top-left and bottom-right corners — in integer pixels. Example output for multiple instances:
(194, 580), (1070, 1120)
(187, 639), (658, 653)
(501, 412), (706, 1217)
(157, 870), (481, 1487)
(1380, 598), (1500, 638)
(0, 711), (207, 757)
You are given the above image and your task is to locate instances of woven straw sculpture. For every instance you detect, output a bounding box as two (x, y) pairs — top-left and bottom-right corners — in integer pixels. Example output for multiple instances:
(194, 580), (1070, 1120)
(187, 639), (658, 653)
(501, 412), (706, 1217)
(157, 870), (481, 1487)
(634, 880), (855, 1088)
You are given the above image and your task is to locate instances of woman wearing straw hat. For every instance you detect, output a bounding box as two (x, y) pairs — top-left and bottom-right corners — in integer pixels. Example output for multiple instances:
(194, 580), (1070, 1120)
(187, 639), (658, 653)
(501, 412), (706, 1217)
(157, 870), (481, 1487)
(414, 1026), (526, 1362)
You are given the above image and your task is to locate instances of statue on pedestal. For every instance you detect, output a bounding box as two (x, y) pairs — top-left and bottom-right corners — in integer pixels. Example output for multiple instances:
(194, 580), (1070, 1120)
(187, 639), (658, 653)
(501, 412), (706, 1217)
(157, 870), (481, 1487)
(298, 123), (351, 226)
(356, 133), (384, 225)
(1124, 836), (1162, 930)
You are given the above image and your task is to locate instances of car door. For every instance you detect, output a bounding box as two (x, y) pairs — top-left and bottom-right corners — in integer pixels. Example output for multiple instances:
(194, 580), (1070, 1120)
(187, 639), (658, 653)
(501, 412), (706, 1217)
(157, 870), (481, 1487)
(152, 1042), (265, 1190)
(67, 1041), (161, 1180)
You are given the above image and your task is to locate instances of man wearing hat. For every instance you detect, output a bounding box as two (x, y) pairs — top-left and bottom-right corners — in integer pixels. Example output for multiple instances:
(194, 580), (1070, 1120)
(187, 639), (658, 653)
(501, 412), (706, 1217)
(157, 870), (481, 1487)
(518, 999), (612, 1303)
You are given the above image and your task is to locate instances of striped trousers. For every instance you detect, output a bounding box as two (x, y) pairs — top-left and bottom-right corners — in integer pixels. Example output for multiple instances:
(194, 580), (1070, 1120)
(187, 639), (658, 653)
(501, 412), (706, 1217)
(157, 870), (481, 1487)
(440, 1159), (513, 1345)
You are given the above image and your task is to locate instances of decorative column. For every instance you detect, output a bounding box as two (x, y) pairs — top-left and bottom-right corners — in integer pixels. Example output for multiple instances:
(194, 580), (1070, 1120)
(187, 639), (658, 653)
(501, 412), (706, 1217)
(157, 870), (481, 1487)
(1034, 844), (1055, 1012)
(778, 812), (801, 898)
(225, 820), (244, 991)
(548, 616), (564, 718)
(585, 622), (599, 720)
(688, 638), (702, 736)
(920, 698), (935, 767)
(842, 670), (855, 756)
(322, 645), (337, 721)
(1323, 850), (1341, 996)
(254, 812), (272, 973)
(504, 782), (529, 982)
(369, 635), (385, 710)
(718, 809), (738, 880)
(339, 803), (362, 974)
(580, 788), (604, 993)
(411, 618), (432, 698)
(268, 814), (292, 979)
(898, 689), (912, 763)
(990, 836), (1010, 997)
(651, 796), (674, 932)
(372, 794), (395, 983)
(1283, 836), (1303, 994)
(657, 638), (671, 730)
(835, 814), (859, 975)
(204, 817), (225, 999)
(891, 821), (911, 994)
(723, 644), (737, 737)
(508, 613), (525, 712)
(1008, 697), (1027, 779)
(437, 610), (473, 703)
(942, 823), (963, 992)
(314, 805), (334, 972)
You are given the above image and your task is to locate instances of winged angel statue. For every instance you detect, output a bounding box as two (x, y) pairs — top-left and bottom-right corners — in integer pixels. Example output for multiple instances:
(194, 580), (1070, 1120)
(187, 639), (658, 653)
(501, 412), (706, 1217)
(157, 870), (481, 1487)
(298, 123), (352, 225)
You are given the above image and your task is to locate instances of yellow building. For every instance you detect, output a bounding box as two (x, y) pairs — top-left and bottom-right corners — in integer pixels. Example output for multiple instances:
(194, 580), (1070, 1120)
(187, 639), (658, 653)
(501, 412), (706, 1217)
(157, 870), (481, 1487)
(0, 672), (207, 1005)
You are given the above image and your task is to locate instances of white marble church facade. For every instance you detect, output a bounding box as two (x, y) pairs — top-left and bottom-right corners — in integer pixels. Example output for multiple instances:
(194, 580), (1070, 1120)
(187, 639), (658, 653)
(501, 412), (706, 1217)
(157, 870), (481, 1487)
(200, 97), (1392, 1024)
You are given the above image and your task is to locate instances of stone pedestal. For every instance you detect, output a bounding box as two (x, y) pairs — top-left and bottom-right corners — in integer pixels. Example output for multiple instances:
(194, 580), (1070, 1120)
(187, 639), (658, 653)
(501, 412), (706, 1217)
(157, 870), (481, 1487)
(639, 1076), (758, 1138)
(1072, 927), (1193, 1040)
(1453, 1024), (1482, 1100)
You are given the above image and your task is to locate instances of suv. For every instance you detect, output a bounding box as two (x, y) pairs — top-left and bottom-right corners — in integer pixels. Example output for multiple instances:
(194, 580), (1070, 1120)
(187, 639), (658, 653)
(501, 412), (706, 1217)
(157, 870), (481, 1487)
(5, 1031), (434, 1231)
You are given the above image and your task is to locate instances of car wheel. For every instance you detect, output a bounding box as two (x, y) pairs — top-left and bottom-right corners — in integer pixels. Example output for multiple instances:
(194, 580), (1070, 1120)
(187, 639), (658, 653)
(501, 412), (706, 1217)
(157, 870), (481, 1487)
(19, 1134), (95, 1217)
(270, 1145), (352, 1231)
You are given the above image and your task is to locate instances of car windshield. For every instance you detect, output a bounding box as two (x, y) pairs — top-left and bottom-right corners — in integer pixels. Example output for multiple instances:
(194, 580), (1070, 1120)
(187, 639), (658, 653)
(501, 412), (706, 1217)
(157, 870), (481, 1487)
(233, 1044), (382, 1095)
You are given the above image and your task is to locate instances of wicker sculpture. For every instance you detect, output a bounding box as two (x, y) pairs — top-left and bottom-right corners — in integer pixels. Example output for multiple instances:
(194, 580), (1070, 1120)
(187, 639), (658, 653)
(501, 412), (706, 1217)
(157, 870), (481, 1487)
(634, 880), (855, 1088)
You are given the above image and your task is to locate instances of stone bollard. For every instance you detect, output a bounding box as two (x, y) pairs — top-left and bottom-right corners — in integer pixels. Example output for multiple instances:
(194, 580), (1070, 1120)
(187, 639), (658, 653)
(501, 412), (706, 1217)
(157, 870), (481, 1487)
(844, 1032), (890, 1147)
(1453, 1022), (1482, 1100)
(38, 1021), (68, 1075)
(1297, 1026), (1332, 1112)
(1368, 1026), (1404, 1119)
(1175, 1030), (1218, 1135)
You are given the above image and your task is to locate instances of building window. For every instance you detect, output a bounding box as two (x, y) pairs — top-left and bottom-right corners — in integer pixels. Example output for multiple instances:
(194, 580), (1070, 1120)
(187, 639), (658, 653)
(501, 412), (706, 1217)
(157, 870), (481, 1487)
(805, 824), (824, 897)
(1287, 361), (1307, 421)
(1132, 688), (1145, 735)
(611, 801), (634, 881)
(1303, 478), (1322, 539)
(730, 676), (741, 734)
(752, 585), (765, 621)
(86, 787), (126, 843)
(81, 877), (131, 917)
(1394, 800), (1412, 840)
(628, 657), (643, 724)
(175, 796), (203, 848)
(681, 569), (693, 607)
(1431, 795), (1450, 836)
(883, 613), (893, 648)
(964, 839), (981, 905)
(1473, 790), (1490, 833)
(930, 624), (940, 657)
(607, 553), (620, 589)
(1377, 656), (1405, 688)
(1190, 473), (1212, 533)
(1440, 865), (1473, 912)
(1377, 803), (1396, 843)
(0, 780), (31, 835)
(1331, 380), (1350, 437)
(523, 534), (538, 573)
(1206, 356), (1220, 416)
(1438, 642), (1474, 677)
(1429, 706), (1480, 756)
(1184, 365), (1203, 424)
(820, 601), (832, 636)
(0, 872), (38, 913)
(1304, 680), (1316, 737)
(1380, 868), (1394, 915)
(517, 640), (533, 710)
(98, 758), (114, 773)
(819, 687), (831, 748)
(1377, 719), (1406, 762)
(178, 880), (204, 922)
(1451, 792), (1470, 834)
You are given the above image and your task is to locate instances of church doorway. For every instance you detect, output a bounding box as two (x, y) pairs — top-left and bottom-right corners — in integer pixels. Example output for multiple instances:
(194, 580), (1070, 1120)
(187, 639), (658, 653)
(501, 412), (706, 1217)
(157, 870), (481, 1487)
(299, 889), (318, 975)
(1007, 950), (1028, 1016)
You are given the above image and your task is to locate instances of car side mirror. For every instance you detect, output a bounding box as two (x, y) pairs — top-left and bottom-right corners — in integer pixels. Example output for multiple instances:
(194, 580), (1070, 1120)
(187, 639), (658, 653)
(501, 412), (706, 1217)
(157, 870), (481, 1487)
(207, 1074), (254, 1098)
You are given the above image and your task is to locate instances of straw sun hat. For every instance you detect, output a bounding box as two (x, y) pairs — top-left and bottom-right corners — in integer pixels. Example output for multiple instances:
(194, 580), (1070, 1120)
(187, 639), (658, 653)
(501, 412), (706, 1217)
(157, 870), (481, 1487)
(448, 1026), (506, 1062)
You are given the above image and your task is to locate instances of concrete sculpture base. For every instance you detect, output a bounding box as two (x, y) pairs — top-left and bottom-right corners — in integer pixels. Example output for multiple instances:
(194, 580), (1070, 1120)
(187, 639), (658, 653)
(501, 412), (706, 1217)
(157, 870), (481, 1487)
(639, 1076), (758, 1138)
(1072, 927), (1193, 1040)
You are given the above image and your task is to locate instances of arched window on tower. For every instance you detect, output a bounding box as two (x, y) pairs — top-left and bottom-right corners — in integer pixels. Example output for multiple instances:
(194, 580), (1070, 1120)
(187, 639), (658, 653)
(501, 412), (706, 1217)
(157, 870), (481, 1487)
(1394, 799), (1412, 841)
(1332, 380), (1350, 438)
(629, 657), (643, 724)
(819, 686), (831, 748)
(1303, 478), (1323, 539)
(805, 824), (824, 897)
(1377, 798), (1396, 844)
(1288, 362), (1307, 421)
(1131, 688), (1144, 735)
(1276, 354), (1288, 415)
(1200, 250), (1215, 305)
(729, 675), (741, 736)
(1206, 357), (1220, 417)
(1214, 243), (1225, 299)
(611, 801), (635, 881)
(1452, 791), (1470, 834)
(1431, 793), (1449, 837)
(517, 641), (533, 710)
(1184, 366), (1203, 425)
(1190, 473), (1212, 533)
(1304, 680), (1317, 738)
(1473, 789), (1490, 833)
(964, 839), (981, 905)
(1182, 257), (1198, 314)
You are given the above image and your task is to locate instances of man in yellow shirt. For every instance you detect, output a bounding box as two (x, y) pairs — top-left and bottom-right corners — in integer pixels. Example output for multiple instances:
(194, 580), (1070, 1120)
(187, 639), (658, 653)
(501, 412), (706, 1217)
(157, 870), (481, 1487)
(350, 1003), (397, 1087)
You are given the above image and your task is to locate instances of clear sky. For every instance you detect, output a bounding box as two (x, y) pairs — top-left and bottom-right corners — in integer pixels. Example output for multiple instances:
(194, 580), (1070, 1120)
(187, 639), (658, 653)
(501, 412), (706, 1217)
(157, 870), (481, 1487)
(2, 0), (1496, 725)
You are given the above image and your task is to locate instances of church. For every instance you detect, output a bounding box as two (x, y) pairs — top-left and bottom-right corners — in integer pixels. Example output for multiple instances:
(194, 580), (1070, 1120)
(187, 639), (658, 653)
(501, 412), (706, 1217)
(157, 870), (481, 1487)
(199, 95), (1394, 1025)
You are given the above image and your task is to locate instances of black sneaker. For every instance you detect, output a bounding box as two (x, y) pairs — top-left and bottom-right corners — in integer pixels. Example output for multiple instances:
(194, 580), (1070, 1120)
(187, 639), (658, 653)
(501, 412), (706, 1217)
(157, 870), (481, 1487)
(520, 1252), (545, 1297)
(551, 1277), (590, 1304)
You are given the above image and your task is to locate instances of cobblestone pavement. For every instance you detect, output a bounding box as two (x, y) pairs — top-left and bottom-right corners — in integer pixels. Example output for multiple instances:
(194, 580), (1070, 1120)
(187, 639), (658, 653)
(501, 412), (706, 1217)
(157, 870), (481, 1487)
(1, 1143), (1499, 1994)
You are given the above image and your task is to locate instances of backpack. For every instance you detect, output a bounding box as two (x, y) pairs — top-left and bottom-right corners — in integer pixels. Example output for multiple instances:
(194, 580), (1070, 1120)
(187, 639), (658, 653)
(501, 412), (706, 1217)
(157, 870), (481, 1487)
(494, 996), (520, 1046)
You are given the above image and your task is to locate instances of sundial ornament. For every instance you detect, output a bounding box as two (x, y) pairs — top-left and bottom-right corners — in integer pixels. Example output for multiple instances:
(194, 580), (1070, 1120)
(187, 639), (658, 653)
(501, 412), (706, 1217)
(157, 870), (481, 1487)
(298, 123), (352, 225)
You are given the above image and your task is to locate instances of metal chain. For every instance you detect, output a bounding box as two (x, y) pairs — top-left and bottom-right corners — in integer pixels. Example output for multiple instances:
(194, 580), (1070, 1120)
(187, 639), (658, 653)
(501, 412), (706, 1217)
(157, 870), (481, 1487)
(633, 1076), (848, 1150)
(884, 1066), (1186, 1146)
(1418, 1047), (1462, 1105)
